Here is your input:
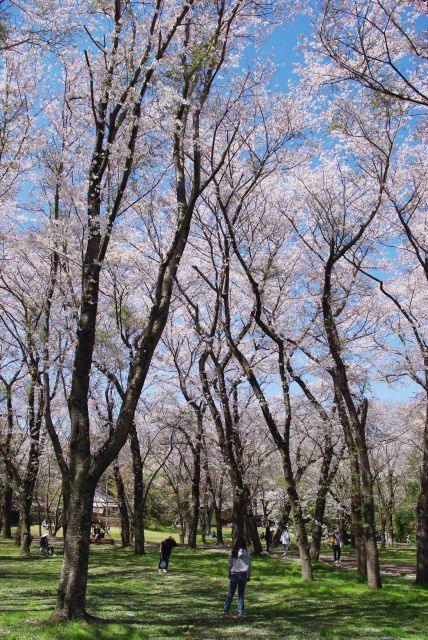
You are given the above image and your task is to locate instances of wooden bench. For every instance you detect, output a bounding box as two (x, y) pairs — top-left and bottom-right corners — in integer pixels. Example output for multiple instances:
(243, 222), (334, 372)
(90, 537), (115, 545)
(32, 536), (63, 543)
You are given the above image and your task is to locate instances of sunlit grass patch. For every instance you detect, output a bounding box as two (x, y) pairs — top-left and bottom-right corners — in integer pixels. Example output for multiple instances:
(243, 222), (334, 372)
(0, 536), (426, 640)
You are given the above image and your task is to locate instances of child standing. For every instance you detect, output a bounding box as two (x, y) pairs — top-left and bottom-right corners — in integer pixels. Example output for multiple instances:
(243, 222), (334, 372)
(223, 538), (251, 615)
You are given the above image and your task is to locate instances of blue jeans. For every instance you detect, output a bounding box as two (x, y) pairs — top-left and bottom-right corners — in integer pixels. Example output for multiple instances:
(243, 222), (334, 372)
(224, 572), (247, 614)
(159, 551), (170, 570)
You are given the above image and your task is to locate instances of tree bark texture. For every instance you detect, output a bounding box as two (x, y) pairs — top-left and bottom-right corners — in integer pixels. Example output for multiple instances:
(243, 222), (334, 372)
(129, 423), (145, 555)
(113, 463), (130, 546)
(55, 477), (96, 620)
(416, 405), (428, 585)
(323, 259), (381, 588)
(19, 379), (43, 556)
(1, 482), (13, 538)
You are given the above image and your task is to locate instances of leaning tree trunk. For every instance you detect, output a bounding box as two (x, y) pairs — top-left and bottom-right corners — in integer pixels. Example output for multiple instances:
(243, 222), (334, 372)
(113, 463), (130, 546)
(54, 474), (96, 621)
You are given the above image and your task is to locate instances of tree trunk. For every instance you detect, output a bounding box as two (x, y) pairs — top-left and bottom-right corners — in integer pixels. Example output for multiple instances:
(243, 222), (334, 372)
(355, 419), (382, 589)
(113, 463), (130, 547)
(281, 449), (314, 580)
(187, 448), (201, 549)
(352, 496), (367, 578)
(129, 424), (145, 555)
(380, 518), (386, 550)
(215, 506), (224, 544)
(232, 489), (246, 541)
(416, 404), (428, 586)
(1, 483), (13, 538)
(19, 502), (32, 557)
(245, 492), (262, 554)
(285, 475), (313, 580)
(310, 449), (333, 561)
(311, 520), (323, 561)
(54, 478), (96, 621)
(333, 385), (367, 578)
(19, 379), (43, 556)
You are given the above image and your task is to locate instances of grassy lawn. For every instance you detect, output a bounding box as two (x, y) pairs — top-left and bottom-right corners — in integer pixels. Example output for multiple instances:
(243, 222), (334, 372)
(0, 536), (427, 640)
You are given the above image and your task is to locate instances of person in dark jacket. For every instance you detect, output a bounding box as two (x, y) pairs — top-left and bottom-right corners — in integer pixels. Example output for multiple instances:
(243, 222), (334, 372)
(265, 525), (273, 552)
(39, 534), (54, 557)
(158, 537), (177, 573)
(331, 528), (342, 564)
(223, 537), (251, 615)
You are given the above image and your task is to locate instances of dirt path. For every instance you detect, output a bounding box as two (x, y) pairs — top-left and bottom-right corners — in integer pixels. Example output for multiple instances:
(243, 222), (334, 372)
(273, 550), (416, 579)
(196, 543), (416, 579)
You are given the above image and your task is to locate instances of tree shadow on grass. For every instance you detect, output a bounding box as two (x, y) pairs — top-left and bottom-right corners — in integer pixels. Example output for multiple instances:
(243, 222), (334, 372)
(3, 544), (428, 640)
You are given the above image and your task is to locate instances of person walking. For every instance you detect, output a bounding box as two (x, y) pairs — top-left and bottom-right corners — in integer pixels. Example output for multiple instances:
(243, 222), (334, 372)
(280, 527), (290, 556)
(223, 538), (251, 616)
(158, 536), (177, 573)
(265, 525), (273, 552)
(332, 528), (342, 564)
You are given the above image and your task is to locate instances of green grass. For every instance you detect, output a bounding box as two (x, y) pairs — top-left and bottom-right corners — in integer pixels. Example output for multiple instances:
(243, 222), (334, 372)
(28, 524), (233, 546)
(0, 537), (427, 640)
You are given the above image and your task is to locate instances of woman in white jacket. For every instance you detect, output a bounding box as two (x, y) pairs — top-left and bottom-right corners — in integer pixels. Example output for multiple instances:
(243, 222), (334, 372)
(223, 538), (251, 615)
(280, 527), (290, 556)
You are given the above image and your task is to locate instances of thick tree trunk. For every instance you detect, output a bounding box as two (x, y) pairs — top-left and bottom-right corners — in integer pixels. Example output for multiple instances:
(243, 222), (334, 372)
(2, 384), (17, 540)
(310, 520), (323, 562)
(215, 506), (224, 544)
(310, 445), (334, 561)
(355, 419), (382, 589)
(333, 385), (367, 578)
(1, 483), (13, 538)
(351, 496), (367, 578)
(416, 405), (428, 586)
(285, 478), (313, 580)
(54, 478), (96, 620)
(187, 452), (201, 549)
(232, 488), (246, 541)
(277, 452), (313, 578)
(113, 463), (130, 547)
(20, 379), (43, 556)
(245, 495), (262, 555)
(323, 260), (381, 588)
(129, 424), (145, 555)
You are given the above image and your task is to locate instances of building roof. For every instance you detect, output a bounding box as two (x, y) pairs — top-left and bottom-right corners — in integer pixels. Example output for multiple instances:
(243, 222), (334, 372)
(93, 489), (119, 510)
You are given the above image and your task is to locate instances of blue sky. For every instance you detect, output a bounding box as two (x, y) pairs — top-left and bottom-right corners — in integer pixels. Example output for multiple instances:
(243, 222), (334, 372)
(249, 13), (421, 405)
